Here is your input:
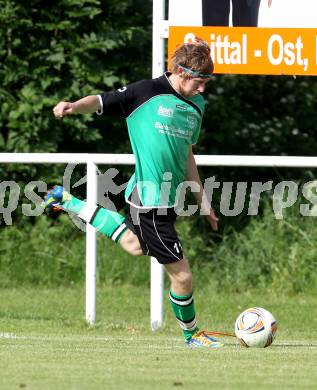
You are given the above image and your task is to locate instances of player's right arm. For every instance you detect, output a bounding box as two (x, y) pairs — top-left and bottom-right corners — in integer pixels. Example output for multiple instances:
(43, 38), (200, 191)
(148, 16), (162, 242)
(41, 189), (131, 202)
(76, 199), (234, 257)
(53, 79), (144, 119)
(53, 95), (100, 118)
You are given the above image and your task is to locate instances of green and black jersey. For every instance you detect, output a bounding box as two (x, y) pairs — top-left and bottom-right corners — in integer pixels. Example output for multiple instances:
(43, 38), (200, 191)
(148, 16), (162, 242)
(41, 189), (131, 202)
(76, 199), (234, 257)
(98, 72), (205, 208)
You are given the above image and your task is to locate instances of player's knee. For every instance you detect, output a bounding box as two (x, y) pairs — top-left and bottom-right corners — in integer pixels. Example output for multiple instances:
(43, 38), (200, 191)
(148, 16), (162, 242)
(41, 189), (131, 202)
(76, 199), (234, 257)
(120, 229), (143, 256)
(174, 270), (193, 290)
(127, 245), (143, 256)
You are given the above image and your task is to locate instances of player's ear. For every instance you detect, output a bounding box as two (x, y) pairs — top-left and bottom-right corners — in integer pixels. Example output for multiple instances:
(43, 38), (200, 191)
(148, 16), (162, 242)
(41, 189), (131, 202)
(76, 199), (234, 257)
(175, 66), (184, 76)
(176, 67), (188, 79)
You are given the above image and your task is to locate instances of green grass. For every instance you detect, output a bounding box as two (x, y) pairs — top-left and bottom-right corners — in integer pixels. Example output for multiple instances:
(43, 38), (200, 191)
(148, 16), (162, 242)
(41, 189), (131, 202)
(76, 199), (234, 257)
(3, 204), (317, 294)
(1, 286), (317, 389)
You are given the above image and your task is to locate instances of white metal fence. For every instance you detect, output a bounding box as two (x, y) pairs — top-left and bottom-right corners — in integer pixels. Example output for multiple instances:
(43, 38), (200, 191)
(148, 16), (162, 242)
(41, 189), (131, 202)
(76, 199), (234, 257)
(2, 153), (317, 329)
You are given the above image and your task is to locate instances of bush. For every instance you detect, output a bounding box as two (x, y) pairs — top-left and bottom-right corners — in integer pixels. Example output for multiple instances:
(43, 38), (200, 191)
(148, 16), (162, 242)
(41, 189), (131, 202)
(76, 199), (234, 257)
(178, 197), (317, 294)
(0, 213), (149, 287)
(2, 199), (317, 294)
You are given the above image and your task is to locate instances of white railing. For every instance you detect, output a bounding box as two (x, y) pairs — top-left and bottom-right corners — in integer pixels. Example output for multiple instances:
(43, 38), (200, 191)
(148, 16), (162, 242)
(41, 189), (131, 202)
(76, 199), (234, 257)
(2, 153), (317, 329)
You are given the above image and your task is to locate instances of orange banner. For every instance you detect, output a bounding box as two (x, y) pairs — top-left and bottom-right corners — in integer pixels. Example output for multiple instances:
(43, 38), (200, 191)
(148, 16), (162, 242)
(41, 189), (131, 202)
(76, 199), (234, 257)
(168, 27), (317, 76)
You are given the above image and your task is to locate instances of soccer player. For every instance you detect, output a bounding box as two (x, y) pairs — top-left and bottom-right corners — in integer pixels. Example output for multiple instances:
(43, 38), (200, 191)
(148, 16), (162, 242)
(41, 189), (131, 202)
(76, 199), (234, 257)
(45, 38), (222, 348)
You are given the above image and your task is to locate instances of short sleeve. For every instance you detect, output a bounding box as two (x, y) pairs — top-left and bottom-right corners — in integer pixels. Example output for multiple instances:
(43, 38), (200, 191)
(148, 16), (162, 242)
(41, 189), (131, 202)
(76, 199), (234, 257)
(98, 85), (135, 118)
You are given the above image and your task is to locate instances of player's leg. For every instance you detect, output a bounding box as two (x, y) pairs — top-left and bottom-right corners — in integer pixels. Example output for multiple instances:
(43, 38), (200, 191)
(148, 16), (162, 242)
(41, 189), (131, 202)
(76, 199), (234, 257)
(232, 0), (261, 26)
(164, 257), (192, 296)
(43, 185), (143, 256)
(133, 207), (223, 348)
(164, 258), (197, 341)
(202, 0), (230, 26)
(119, 229), (143, 256)
(165, 258), (223, 348)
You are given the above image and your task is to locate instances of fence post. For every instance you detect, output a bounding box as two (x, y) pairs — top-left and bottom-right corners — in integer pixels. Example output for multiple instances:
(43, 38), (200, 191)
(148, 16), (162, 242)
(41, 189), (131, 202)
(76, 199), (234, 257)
(150, 257), (164, 330)
(85, 161), (98, 325)
(151, 0), (166, 331)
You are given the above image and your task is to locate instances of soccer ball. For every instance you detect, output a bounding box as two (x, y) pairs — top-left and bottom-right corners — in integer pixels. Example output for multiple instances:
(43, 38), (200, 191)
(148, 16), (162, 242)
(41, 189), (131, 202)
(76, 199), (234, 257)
(235, 307), (277, 348)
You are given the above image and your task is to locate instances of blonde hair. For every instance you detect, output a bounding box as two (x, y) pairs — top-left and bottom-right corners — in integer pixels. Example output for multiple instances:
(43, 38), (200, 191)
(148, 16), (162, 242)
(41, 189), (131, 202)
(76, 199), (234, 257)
(170, 37), (214, 78)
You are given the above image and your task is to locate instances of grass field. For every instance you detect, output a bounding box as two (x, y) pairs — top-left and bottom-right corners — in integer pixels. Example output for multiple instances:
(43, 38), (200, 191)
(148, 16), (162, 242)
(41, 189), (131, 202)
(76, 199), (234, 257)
(1, 285), (317, 390)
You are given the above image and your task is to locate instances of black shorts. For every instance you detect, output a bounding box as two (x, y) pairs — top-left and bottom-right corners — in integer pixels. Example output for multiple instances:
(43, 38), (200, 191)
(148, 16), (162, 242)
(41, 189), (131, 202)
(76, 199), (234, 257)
(124, 202), (183, 265)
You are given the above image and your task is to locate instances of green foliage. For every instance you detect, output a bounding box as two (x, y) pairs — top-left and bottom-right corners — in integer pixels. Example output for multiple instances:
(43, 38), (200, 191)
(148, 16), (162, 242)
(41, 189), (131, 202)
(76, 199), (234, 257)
(0, 215), (85, 285)
(0, 213), (149, 287)
(178, 197), (317, 294)
(1, 200), (317, 294)
(0, 0), (151, 224)
(200, 75), (317, 157)
(0, 0), (152, 178)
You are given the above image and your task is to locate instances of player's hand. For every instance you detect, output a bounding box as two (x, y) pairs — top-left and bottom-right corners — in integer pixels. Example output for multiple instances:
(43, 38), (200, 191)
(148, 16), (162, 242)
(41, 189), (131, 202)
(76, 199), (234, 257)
(53, 101), (75, 118)
(206, 208), (219, 231)
(268, 0), (272, 7)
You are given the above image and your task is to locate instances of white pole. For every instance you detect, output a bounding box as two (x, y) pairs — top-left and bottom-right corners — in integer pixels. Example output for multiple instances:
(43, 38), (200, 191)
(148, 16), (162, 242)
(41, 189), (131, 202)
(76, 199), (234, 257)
(85, 161), (98, 325)
(152, 0), (165, 78)
(150, 258), (165, 330)
(150, 0), (166, 331)
(3, 153), (317, 168)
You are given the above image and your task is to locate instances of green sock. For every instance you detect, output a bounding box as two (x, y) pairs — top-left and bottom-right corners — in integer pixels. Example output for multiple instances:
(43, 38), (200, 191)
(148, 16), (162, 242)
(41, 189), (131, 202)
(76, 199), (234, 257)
(169, 290), (198, 341)
(62, 195), (127, 243)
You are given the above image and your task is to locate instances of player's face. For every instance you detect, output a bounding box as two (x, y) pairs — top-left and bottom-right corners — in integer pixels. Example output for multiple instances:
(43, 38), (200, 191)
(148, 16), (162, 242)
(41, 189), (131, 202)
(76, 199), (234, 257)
(179, 77), (210, 97)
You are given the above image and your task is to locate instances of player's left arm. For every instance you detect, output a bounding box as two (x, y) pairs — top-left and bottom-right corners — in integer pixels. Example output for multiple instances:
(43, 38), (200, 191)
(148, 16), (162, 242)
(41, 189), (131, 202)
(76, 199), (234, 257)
(186, 147), (218, 231)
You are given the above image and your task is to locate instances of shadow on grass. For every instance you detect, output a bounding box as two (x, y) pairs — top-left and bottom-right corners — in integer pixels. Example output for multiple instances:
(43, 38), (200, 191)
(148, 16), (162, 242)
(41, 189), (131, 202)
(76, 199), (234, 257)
(272, 343), (317, 348)
(221, 341), (317, 348)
